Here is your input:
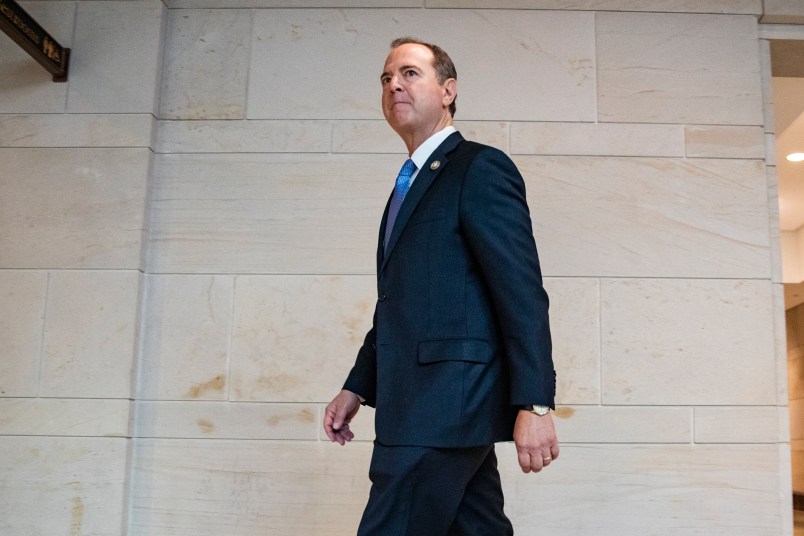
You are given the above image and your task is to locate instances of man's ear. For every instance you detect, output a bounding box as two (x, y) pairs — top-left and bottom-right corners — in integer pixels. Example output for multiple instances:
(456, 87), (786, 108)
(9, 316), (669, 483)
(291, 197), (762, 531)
(442, 78), (457, 108)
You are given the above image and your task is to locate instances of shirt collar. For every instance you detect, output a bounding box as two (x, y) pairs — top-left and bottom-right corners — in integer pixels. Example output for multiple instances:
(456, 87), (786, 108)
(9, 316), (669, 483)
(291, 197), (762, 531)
(410, 125), (457, 173)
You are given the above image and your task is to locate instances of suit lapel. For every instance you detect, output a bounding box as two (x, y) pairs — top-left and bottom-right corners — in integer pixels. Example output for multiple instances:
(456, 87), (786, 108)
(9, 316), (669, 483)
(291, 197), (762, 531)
(380, 132), (464, 273)
(377, 191), (393, 272)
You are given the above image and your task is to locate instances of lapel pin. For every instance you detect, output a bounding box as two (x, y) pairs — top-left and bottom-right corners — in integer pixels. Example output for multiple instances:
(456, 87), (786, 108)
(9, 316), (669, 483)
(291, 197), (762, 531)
(430, 160), (441, 171)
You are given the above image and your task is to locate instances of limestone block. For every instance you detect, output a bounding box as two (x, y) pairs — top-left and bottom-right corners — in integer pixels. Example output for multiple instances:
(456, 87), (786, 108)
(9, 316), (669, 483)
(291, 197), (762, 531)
(0, 148), (150, 269)
(769, 170), (783, 286)
(543, 278), (600, 404)
(0, 114), (154, 148)
(0, 2), (73, 113)
(511, 122), (684, 157)
(0, 398), (129, 437)
(166, 0), (423, 7)
(762, 0), (804, 24)
(0, 436), (127, 536)
(250, 8), (387, 120)
(148, 153), (391, 274)
(597, 13), (763, 125)
(453, 121), (510, 151)
(229, 275), (376, 402)
(332, 121), (408, 154)
(159, 8), (251, 119)
(426, 0), (760, 13)
(779, 405), (791, 443)
(779, 446), (794, 535)
(516, 156), (771, 278)
(759, 39), (775, 135)
(135, 401), (319, 439)
(151, 153), (771, 277)
(0, 271), (46, 397)
(774, 285), (789, 404)
(498, 443), (784, 535)
(166, 0), (754, 8)
(139, 274), (233, 400)
(41, 270), (140, 398)
(766, 134), (777, 166)
(68, 1), (164, 113)
(332, 120), (508, 154)
(684, 126), (765, 159)
(157, 120), (330, 153)
(247, 10), (595, 121)
(129, 439), (373, 536)
(601, 279), (776, 405)
(694, 406), (781, 443)
(130, 440), (783, 536)
(552, 405), (691, 443)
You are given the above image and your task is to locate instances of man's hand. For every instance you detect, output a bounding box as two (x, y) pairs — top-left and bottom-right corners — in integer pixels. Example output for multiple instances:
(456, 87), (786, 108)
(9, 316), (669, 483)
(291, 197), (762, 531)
(513, 410), (559, 473)
(323, 389), (361, 445)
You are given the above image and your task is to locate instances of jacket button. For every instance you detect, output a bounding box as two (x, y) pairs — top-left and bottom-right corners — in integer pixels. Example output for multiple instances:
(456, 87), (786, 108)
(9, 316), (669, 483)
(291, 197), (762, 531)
(378, 293), (387, 302)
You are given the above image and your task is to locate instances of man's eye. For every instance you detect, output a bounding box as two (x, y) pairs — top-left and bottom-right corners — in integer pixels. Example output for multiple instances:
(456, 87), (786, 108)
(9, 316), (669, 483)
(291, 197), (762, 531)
(405, 70), (416, 77)
(381, 77), (390, 84)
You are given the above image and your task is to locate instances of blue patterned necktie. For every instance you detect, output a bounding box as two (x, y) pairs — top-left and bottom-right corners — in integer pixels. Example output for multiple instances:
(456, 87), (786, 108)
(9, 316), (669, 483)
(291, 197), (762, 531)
(384, 158), (416, 250)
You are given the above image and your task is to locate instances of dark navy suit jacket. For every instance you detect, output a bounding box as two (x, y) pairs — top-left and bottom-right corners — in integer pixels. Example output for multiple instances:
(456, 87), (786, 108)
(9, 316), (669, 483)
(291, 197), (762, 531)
(344, 132), (554, 448)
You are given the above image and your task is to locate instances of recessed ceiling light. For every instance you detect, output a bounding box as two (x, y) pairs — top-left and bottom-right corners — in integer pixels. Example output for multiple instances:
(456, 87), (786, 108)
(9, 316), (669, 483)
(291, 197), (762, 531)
(787, 152), (804, 162)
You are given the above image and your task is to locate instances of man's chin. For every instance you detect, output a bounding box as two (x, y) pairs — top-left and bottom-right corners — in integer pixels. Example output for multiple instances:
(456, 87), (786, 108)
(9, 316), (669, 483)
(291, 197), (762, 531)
(386, 115), (413, 132)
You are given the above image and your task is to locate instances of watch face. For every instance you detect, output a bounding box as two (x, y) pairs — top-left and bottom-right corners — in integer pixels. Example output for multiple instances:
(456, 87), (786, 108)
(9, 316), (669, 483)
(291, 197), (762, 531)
(533, 405), (549, 415)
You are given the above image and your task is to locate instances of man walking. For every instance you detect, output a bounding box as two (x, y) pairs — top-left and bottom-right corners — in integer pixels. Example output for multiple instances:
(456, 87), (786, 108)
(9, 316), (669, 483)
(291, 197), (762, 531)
(324, 37), (558, 535)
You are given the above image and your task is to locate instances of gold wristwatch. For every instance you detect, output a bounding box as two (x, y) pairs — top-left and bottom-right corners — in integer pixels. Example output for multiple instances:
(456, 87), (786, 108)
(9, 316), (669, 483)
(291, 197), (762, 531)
(523, 405), (550, 416)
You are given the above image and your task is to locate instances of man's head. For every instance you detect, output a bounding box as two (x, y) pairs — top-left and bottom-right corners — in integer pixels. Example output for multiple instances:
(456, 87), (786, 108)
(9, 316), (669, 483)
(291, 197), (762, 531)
(389, 37), (457, 117)
(380, 37), (457, 151)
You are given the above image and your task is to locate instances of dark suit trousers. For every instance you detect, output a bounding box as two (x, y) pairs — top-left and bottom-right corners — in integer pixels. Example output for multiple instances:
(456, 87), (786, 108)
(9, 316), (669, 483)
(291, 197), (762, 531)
(356, 442), (514, 536)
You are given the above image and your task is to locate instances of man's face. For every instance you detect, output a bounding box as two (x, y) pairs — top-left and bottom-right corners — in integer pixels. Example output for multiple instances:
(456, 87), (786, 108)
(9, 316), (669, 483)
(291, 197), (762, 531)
(380, 43), (455, 140)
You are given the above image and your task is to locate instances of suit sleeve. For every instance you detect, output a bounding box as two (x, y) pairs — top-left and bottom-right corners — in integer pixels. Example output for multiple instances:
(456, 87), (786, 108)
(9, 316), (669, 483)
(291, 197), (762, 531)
(342, 308), (378, 407)
(459, 147), (555, 408)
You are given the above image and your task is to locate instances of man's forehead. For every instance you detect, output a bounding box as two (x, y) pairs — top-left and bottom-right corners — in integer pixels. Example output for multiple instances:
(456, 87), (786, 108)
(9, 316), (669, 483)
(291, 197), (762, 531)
(383, 43), (434, 70)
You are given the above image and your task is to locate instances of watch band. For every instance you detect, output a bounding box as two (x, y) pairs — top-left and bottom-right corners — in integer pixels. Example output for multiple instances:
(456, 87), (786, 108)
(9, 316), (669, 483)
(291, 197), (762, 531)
(523, 405), (550, 416)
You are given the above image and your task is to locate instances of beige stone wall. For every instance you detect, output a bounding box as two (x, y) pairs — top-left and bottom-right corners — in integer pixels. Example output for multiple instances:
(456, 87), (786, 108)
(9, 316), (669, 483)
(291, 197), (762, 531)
(0, 1), (165, 534)
(0, 1), (798, 535)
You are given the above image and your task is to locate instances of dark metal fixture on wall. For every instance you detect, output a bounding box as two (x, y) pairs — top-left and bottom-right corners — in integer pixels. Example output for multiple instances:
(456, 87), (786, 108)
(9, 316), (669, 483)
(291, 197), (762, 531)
(0, 0), (69, 82)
